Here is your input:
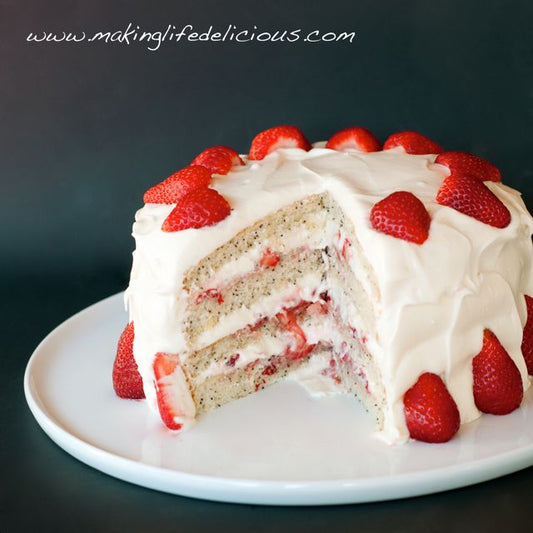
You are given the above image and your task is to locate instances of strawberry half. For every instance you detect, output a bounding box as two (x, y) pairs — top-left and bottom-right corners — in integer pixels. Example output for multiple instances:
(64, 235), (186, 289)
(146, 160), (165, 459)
(403, 372), (460, 443)
(112, 322), (145, 399)
(370, 191), (431, 244)
(325, 127), (381, 152)
(435, 151), (501, 183)
(383, 131), (443, 155)
(436, 173), (510, 228)
(143, 165), (212, 204)
(161, 187), (231, 232)
(473, 329), (523, 415)
(191, 145), (244, 175)
(521, 295), (533, 375)
(153, 352), (190, 430)
(248, 125), (311, 160)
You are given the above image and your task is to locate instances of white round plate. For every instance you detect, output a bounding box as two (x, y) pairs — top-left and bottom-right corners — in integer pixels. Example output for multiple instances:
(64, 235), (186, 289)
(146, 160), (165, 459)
(24, 292), (533, 506)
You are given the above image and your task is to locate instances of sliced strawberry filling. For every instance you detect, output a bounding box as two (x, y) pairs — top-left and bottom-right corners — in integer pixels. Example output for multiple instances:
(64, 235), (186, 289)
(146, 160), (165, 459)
(276, 307), (316, 360)
(195, 288), (224, 305)
(321, 358), (342, 385)
(225, 353), (240, 367)
(259, 248), (281, 268)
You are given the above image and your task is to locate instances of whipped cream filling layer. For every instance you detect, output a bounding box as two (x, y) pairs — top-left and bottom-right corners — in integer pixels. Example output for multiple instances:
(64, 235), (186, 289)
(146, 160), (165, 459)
(126, 144), (533, 442)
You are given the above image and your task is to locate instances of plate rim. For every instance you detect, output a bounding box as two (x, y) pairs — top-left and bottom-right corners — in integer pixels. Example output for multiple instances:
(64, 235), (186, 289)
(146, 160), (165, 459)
(23, 291), (533, 506)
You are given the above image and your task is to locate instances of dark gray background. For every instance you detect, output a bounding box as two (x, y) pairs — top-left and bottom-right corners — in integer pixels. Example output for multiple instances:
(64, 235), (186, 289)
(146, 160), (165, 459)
(2, 1), (533, 531)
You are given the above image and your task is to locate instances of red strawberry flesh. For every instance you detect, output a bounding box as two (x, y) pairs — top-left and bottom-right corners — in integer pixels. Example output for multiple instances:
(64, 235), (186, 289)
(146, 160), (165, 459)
(192, 146), (244, 175)
(403, 372), (460, 443)
(249, 125), (311, 160)
(383, 131), (443, 155)
(153, 352), (187, 430)
(326, 127), (381, 152)
(436, 173), (510, 228)
(276, 308), (315, 360)
(162, 187), (231, 232)
(259, 248), (280, 268)
(370, 191), (431, 244)
(521, 295), (533, 375)
(143, 165), (212, 204)
(473, 329), (523, 415)
(435, 151), (501, 183)
(112, 322), (145, 399)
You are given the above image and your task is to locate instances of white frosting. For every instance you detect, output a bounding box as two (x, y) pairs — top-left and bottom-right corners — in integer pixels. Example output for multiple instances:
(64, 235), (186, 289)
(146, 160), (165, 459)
(126, 143), (533, 442)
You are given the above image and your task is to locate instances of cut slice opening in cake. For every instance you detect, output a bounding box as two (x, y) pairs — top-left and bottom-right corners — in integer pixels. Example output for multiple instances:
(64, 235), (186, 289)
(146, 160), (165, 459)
(174, 192), (384, 424)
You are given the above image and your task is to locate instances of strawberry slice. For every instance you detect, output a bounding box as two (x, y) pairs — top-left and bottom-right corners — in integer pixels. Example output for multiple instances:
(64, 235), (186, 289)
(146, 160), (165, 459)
(325, 126), (381, 152)
(403, 372), (460, 443)
(162, 187), (231, 232)
(112, 322), (145, 399)
(370, 191), (431, 244)
(262, 362), (278, 376)
(143, 165), (212, 204)
(248, 125), (311, 160)
(276, 308), (315, 360)
(436, 173), (510, 228)
(195, 288), (224, 305)
(473, 329), (523, 415)
(435, 151), (501, 183)
(383, 131), (443, 155)
(191, 146), (244, 175)
(153, 352), (193, 430)
(259, 248), (280, 268)
(521, 295), (533, 375)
